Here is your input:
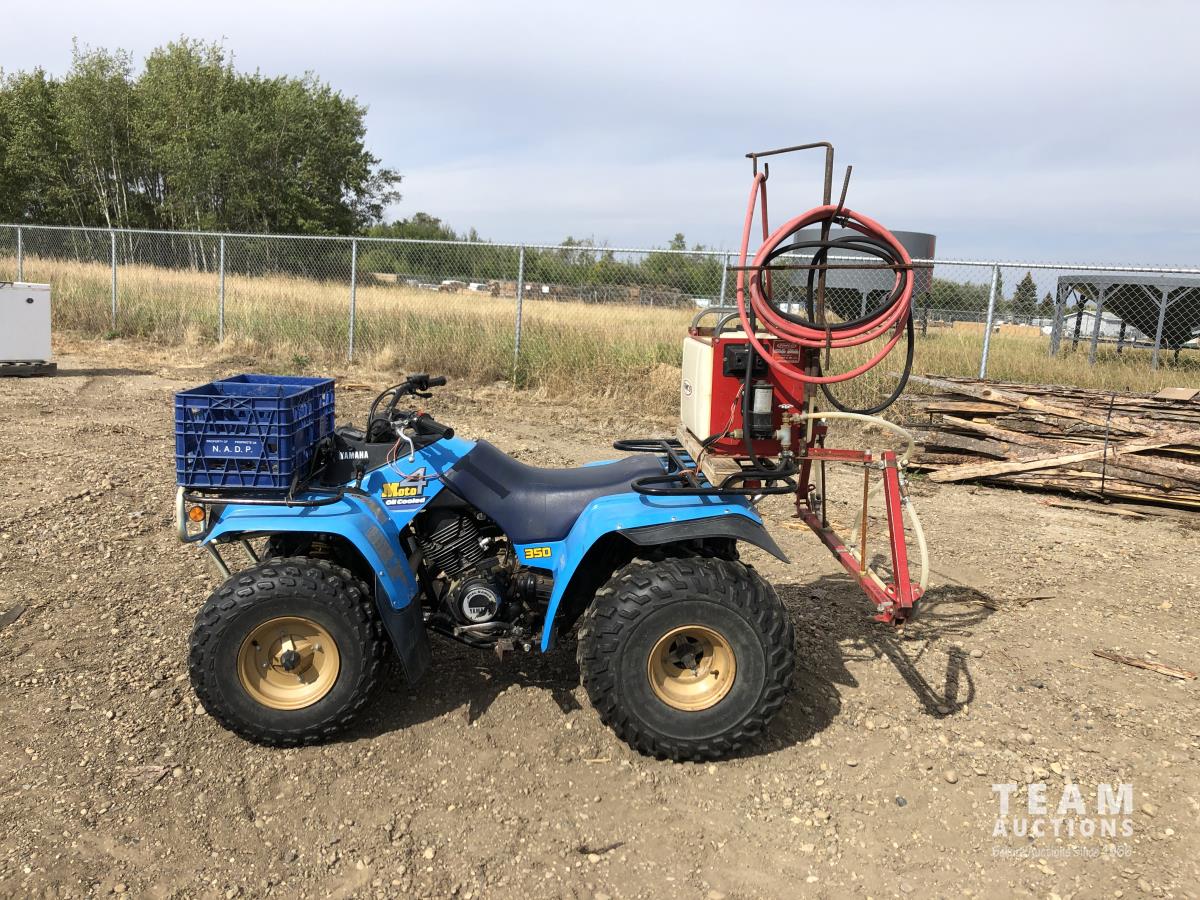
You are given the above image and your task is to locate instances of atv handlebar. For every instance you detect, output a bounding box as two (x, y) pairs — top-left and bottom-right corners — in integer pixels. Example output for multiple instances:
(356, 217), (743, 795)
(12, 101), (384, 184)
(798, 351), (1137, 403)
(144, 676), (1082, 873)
(412, 413), (454, 440)
(367, 374), (450, 435)
(406, 373), (447, 392)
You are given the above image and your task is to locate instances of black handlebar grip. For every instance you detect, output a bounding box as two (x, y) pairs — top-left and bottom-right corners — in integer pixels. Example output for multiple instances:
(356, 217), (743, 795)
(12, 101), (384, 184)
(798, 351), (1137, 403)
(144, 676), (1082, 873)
(414, 414), (454, 439)
(427, 375), (447, 387)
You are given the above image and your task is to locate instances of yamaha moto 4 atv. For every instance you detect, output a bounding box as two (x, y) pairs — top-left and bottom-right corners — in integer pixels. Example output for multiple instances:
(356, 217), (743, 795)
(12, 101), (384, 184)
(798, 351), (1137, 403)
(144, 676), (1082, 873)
(179, 374), (795, 761)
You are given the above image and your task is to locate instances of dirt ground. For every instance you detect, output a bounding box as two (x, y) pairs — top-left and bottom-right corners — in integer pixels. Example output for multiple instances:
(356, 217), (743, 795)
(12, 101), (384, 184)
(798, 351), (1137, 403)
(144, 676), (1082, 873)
(2, 339), (1198, 900)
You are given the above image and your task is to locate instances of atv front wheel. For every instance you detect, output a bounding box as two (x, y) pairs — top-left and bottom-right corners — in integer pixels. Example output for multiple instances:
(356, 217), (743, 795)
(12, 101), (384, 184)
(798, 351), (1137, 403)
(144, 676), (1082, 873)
(188, 556), (387, 746)
(577, 556), (794, 761)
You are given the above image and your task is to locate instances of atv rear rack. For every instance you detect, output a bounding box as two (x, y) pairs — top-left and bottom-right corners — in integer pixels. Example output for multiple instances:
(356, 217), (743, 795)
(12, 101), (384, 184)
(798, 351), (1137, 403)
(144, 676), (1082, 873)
(613, 437), (796, 497)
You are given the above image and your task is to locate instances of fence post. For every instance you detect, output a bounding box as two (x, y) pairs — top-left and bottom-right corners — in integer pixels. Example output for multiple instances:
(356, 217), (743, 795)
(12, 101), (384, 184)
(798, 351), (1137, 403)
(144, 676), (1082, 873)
(1049, 283), (1066, 356)
(513, 245), (526, 380)
(1088, 286), (1107, 365)
(978, 264), (1000, 379)
(15, 226), (23, 282)
(348, 239), (358, 361)
(110, 230), (117, 331)
(717, 253), (729, 307)
(1151, 286), (1168, 370)
(218, 235), (226, 342)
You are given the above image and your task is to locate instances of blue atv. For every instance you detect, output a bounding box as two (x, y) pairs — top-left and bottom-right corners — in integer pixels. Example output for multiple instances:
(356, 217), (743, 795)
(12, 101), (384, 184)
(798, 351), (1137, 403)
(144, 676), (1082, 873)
(178, 373), (795, 761)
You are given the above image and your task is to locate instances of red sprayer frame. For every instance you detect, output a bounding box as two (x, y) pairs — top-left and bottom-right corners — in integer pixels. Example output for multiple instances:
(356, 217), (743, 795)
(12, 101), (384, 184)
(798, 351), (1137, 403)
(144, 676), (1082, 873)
(697, 142), (924, 626)
(686, 335), (923, 626)
(794, 434), (921, 625)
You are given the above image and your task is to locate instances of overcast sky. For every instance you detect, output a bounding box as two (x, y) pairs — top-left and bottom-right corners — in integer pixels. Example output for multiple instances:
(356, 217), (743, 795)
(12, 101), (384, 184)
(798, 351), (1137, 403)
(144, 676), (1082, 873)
(5, 1), (1199, 264)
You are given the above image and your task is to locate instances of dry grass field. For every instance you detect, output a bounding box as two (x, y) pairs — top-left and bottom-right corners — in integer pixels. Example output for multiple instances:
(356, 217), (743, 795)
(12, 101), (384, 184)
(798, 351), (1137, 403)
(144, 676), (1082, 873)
(5, 256), (1197, 410)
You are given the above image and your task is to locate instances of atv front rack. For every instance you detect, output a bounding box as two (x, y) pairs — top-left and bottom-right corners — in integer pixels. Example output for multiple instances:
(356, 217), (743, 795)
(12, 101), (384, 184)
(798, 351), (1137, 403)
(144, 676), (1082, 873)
(613, 437), (797, 497)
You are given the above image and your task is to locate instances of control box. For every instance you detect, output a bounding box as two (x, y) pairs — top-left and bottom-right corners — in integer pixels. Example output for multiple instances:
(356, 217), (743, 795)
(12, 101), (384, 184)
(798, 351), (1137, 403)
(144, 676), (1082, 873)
(681, 331), (807, 456)
(0, 282), (52, 363)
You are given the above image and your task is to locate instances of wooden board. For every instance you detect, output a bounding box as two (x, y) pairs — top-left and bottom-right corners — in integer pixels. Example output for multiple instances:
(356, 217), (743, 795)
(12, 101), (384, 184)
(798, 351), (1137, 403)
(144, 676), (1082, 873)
(906, 377), (1200, 510)
(676, 425), (741, 488)
(928, 429), (1200, 483)
(1154, 387), (1200, 401)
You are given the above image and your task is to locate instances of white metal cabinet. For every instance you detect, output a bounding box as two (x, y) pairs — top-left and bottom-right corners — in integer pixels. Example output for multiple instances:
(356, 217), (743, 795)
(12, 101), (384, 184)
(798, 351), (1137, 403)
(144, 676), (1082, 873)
(0, 282), (52, 362)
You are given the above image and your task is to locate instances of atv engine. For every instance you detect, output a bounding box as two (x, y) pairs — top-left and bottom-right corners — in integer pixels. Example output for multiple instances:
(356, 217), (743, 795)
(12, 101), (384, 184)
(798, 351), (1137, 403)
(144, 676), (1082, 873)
(449, 561), (508, 624)
(415, 509), (510, 626)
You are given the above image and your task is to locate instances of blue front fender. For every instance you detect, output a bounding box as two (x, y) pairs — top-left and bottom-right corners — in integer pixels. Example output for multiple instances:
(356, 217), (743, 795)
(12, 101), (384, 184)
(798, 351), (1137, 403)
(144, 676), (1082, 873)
(533, 492), (766, 651)
(204, 493), (418, 611)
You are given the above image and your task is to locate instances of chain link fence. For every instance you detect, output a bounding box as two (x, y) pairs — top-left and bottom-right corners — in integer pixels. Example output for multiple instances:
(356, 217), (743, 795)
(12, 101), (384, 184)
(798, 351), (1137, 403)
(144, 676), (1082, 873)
(1, 224), (1197, 399)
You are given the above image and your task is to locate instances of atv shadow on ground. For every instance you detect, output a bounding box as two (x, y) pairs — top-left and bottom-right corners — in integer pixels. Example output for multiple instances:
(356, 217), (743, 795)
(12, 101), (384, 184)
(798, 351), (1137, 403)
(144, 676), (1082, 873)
(54, 367), (152, 377)
(351, 634), (588, 743)
(348, 574), (997, 759)
(773, 574), (995, 716)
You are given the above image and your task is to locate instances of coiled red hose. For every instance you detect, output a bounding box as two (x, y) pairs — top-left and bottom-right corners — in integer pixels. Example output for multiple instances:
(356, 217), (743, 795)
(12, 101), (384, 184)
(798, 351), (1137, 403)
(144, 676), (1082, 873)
(735, 173), (914, 384)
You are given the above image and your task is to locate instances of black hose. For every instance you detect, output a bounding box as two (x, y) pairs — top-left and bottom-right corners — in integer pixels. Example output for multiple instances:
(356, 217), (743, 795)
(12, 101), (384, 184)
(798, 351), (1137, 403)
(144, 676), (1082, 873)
(755, 231), (916, 415)
(755, 235), (911, 332)
(817, 314), (915, 415)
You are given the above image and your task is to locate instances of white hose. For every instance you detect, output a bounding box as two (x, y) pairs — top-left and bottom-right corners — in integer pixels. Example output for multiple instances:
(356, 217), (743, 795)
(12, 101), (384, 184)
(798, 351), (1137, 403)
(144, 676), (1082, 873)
(906, 493), (930, 593)
(794, 410), (929, 593)
(791, 410), (917, 465)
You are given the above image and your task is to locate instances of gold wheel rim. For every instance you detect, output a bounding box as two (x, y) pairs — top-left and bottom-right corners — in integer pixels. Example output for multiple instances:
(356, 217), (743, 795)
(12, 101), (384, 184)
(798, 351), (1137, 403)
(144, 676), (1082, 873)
(237, 616), (341, 710)
(647, 624), (736, 711)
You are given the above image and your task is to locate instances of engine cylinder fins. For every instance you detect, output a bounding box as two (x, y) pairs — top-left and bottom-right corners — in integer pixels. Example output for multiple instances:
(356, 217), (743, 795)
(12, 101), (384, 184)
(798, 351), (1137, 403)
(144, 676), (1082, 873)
(417, 511), (486, 578)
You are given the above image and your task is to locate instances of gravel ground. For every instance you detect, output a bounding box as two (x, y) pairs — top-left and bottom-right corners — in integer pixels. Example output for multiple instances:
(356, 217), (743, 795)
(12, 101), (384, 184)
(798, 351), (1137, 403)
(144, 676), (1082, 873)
(1, 340), (1198, 899)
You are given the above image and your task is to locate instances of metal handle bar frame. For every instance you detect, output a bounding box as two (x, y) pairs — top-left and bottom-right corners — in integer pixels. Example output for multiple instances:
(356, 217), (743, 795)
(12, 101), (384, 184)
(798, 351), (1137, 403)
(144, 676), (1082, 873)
(613, 437), (799, 497)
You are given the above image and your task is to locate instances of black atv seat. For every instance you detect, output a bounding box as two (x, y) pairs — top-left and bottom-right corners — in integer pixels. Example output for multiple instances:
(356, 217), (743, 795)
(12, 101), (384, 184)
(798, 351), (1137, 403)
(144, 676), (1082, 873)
(441, 439), (665, 545)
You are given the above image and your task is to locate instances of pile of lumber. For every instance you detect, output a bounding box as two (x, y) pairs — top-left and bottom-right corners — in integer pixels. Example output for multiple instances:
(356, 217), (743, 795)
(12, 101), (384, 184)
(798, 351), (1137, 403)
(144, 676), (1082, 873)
(905, 376), (1200, 510)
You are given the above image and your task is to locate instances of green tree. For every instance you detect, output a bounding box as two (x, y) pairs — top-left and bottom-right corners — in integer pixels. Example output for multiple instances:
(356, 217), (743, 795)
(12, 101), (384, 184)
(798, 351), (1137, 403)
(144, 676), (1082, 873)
(0, 68), (78, 223)
(0, 38), (400, 236)
(1010, 271), (1038, 321)
(56, 43), (142, 230)
(1037, 291), (1055, 318)
(923, 277), (992, 316)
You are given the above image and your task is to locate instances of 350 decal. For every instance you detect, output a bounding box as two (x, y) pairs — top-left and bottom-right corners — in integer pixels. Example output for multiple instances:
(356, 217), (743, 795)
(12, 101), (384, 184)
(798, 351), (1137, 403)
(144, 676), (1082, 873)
(522, 546), (553, 560)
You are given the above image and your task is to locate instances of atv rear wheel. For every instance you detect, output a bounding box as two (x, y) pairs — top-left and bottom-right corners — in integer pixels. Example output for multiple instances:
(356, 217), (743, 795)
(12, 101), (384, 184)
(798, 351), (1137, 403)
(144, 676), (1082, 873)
(577, 556), (794, 761)
(189, 556), (387, 746)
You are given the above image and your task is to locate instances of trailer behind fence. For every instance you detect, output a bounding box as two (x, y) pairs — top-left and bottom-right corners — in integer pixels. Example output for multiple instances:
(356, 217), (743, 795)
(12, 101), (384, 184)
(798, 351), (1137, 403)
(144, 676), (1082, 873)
(1, 223), (1197, 397)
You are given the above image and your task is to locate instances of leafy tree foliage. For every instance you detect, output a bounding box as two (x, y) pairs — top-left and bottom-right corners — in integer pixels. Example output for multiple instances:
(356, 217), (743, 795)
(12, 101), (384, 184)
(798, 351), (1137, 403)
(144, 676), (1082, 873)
(0, 40), (398, 233)
(923, 277), (991, 313)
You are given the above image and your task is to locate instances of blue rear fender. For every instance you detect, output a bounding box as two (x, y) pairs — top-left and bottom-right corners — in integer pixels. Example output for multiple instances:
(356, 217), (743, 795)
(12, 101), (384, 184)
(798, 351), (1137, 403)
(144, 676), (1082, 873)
(519, 491), (777, 652)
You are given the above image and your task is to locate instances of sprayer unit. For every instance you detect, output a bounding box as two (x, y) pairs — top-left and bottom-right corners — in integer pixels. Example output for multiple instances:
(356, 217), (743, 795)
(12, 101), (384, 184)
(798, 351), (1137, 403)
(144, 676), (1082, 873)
(680, 331), (807, 456)
(620, 142), (927, 626)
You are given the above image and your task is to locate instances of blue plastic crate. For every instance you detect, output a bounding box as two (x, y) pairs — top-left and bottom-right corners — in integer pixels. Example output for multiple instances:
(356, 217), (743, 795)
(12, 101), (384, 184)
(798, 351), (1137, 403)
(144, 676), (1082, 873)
(175, 374), (335, 491)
